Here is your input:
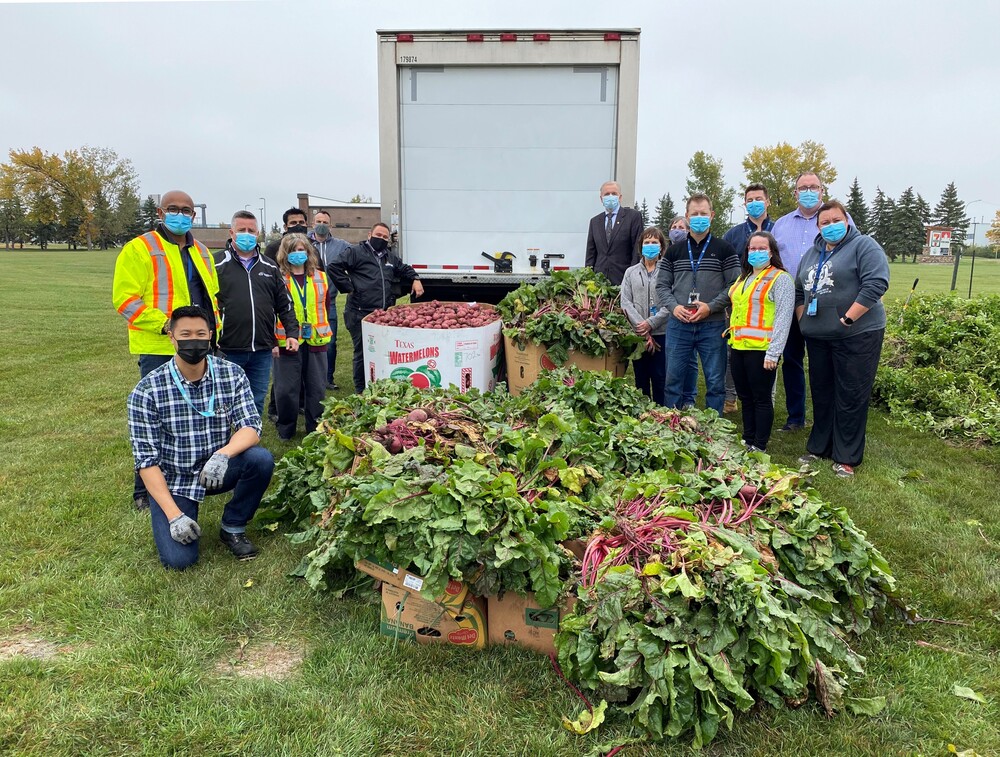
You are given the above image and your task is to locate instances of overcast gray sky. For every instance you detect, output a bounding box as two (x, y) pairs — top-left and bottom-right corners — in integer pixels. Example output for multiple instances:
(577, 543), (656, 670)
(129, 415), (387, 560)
(2, 0), (997, 229)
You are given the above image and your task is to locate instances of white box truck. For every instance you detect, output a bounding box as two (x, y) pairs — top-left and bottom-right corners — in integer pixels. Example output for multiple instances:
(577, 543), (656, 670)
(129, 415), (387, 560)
(377, 28), (641, 301)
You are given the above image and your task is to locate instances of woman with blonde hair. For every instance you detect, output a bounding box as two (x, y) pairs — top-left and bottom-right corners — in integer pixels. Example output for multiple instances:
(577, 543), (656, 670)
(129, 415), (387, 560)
(273, 234), (333, 440)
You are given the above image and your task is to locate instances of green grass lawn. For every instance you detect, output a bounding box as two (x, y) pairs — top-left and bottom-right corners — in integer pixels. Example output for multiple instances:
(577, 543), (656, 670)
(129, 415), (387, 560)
(1, 251), (998, 756)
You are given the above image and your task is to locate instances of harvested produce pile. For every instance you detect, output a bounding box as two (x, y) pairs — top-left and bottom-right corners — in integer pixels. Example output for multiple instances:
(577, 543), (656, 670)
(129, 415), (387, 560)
(497, 268), (644, 363)
(874, 294), (1000, 445)
(365, 300), (500, 329)
(263, 368), (900, 747)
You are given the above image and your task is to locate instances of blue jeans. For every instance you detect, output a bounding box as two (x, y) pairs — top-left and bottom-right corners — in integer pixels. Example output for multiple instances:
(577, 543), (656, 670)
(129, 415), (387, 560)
(326, 302), (339, 382)
(662, 336), (699, 408)
(665, 318), (728, 415)
(222, 350), (272, 419)
(148, 446), (275, 570)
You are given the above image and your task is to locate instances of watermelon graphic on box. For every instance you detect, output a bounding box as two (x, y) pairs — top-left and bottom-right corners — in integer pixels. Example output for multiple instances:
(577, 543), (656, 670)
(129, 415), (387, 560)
(389, 365), (442, 389)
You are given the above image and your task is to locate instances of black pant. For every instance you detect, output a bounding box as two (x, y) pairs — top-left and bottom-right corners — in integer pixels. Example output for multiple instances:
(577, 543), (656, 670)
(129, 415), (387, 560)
(343, 306), (374, 394)
(632, 333), (666, 405)
(781, 316), (807, 426)
(730, 349), (777, 450)
(804, 329), (884, 467)
(133, 354), (172, 502)
(273, 348), (327, 439)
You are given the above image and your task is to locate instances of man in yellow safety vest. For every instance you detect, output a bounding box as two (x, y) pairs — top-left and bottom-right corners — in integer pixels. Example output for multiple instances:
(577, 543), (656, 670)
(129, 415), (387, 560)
(113, 189), (221, 509)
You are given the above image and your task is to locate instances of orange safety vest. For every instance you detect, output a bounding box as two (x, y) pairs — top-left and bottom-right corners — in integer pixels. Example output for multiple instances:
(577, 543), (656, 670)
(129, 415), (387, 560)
(727, 266), (784, 350)
(276, 271), (332, 346)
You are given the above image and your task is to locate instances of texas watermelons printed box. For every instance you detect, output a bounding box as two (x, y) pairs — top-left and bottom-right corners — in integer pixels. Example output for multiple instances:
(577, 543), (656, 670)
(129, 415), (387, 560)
(362, 303), (503, 392)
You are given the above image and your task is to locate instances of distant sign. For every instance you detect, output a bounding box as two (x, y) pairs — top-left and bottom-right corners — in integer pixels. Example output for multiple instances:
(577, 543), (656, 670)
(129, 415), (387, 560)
(929, 229), (952, 257)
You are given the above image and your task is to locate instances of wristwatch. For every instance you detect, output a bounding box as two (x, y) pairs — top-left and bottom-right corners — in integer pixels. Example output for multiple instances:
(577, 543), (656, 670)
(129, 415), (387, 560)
(842, 316), (854, 326)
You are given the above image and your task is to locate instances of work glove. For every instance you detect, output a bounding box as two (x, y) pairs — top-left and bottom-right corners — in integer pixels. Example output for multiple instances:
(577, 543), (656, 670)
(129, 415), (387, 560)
(168, 513), (202, 544)
(199, 452), (230, 490)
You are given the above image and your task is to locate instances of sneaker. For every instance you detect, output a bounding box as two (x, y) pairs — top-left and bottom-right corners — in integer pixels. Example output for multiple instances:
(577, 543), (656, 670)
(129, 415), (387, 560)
(219, 529), (259, 561)
(832, 463), (855, 478)
(724, 400), (739, 414)
(778, 423), (806, 432)
(133, 494), (150, 511)
(798, 453), (821, 465)
(327, 380), (339, 390)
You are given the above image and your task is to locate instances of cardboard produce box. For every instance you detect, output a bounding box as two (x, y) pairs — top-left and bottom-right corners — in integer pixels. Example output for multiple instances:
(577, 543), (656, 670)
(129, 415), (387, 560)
(487, 591), (576, 656)
(355, 558), (470, 618)
(362, 304), (503, 392)
(503, 335), (625, 396)
(380, 584), (488, 649)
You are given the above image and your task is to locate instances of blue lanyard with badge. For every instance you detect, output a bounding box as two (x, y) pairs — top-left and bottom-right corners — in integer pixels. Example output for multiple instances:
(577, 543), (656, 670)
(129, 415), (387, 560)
(291, 275), (313, 339)
(686, 234), (711, 305)
(807, 247), (835, 316)
(168, 358), (216, 417)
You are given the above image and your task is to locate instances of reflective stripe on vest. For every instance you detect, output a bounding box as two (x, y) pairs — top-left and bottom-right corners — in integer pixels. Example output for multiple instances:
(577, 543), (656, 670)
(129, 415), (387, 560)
(276, 271), (332, 343)
(116, 295), (147, 324)
(137, 232), (174, 314)
(729, 267), (781, 350)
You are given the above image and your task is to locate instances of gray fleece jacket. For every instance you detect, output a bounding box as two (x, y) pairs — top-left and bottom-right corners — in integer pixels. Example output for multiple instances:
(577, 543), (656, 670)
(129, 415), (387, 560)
(620, 261), (669, 336)
(794, 226), (889, 339)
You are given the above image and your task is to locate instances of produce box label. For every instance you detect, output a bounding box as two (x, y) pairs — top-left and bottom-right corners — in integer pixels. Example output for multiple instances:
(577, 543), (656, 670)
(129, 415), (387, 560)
(355, 558), (470, 617)
(380, 584), (488, 649)
(362, 303), (502, 393)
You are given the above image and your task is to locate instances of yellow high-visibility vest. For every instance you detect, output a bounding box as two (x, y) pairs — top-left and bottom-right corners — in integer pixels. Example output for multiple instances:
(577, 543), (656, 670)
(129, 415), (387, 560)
(727, 266), (786, 350)
(112, 231), (221, 355)
(276, 271), (332, 347)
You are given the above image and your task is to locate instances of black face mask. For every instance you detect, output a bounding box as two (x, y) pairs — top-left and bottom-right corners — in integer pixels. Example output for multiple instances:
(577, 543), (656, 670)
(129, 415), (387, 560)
(287, 224), (308, 235)
(176, 339), (212, 365)
(369, 237), (389, 253)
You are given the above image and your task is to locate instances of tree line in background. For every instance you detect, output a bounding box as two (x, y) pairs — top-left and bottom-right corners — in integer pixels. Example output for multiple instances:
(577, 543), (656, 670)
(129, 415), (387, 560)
(633, 141), (976, 262)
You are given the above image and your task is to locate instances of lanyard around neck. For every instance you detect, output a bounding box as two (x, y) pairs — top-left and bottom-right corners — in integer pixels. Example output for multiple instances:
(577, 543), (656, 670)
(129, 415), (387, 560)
(687, 234), (712, 287)
(168, 358), (216, 418)
(290, 274), (310, 311)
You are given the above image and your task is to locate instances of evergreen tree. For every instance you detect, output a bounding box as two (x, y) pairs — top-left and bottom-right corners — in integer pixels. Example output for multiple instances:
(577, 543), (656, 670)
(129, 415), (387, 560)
(92, 190), (117, 250)
(915, 193), (932, 224)
(141, 195), (159, 230)
(114, 185), (143, 242)
(934, 182), (969, 249)
(845, 178), (870, 235)
(879, 196), (901, 262)
(868, 187), (888, 247)
(639, 198), (650, 227)
(653, 193), (677, 230)
(895, 187), (926, 262)
(27, 188), (59, 249)
(0, 195), (28, 249)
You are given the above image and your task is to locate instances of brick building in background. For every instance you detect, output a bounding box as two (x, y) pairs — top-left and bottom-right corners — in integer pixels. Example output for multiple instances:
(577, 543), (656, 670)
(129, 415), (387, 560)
(296, 193), (381, 244)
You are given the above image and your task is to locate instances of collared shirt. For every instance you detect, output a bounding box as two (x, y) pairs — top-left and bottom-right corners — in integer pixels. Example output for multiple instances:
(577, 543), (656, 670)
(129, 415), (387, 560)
(723, 217), (775, 264)
(605, 206), (619, 230)
(127, 355), (262, 502)
(771, 210), (820, 276)
(236, 252), (258, 271)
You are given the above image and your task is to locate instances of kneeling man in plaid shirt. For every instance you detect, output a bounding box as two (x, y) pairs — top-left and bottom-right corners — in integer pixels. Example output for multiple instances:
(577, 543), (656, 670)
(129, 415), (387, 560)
(127, 305), (274, 569)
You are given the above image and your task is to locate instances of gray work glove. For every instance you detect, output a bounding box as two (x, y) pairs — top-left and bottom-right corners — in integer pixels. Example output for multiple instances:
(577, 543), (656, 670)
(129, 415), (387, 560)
(198, 452), (230, 490)
(168, 513), (202, 544)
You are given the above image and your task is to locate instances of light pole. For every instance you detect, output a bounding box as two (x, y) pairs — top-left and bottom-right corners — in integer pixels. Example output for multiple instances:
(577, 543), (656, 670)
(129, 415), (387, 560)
(244, 204), (251, 211)
(259, 197), (267, 236)
(950, 199), (982, 291)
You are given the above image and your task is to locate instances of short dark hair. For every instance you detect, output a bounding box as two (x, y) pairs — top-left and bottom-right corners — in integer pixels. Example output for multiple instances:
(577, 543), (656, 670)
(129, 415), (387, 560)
(283, 207), (307, 225)
(639, 225), (667, 252)
(744, 183), (769, 200)
(231, 210), (257, 225)
(313, 210), (331, 221)
(795, 171), (823, 189)
(168, 305), (213, 332)
(371, 221), (390, 234)
(686, 193), (713, 212)
(739, 231), (786, 279)
(817, 200), (849, 222)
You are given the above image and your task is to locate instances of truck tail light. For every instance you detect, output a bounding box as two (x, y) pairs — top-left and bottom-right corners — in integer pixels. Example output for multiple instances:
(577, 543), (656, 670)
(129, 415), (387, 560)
(396, 34), (414, 42)
(533, 33), (551, 42)
(604, 32), (621, 41)
(499, 33), (517, 42)
(467, 33), (484, 42)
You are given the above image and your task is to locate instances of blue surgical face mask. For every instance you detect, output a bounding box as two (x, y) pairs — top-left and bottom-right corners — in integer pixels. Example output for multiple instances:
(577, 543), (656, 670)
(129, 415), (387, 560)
(746, 200), (766, 219)
(235, 232), (257, 252)
(602, 194), (620, 212)
(689, 216), (711, 234)
(798, 190), (820, 209)
(668, 228), (687, 244)
(641, 243), (660, 259)
(287, 251), (309, 266)
(747, 250), (771, 268)
(820, 221), (848, 244)
(163, 213), (193, 235)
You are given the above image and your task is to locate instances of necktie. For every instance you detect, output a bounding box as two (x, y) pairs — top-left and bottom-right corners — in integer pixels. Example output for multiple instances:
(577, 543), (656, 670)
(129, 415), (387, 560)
(605, 212), (614, 243)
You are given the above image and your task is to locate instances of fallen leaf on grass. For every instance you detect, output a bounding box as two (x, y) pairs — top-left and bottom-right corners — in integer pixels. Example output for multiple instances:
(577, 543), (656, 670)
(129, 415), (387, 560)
(948, 744), (983, 757)
(964, 520), (982, 527)
(951, 684), (987, 704)
(263, 522), (279, 532)
(845, 696), (886, 715)
(562, 700), (608, 734)
(242, 579), (254, 589)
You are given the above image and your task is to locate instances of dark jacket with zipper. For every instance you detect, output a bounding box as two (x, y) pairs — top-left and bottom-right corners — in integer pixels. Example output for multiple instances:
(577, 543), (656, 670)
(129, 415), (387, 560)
(328, 241), (419, 313)
(213, 243), (300, 351)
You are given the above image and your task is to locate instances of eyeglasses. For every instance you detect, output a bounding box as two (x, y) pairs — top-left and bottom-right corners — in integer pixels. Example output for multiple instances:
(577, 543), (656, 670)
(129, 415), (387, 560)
(796, 185), (822, 193)
(164, 206), (196, 217)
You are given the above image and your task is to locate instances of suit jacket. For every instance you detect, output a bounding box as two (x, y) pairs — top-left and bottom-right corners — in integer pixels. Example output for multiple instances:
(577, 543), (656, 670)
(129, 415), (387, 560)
(584, 205), (643, 286)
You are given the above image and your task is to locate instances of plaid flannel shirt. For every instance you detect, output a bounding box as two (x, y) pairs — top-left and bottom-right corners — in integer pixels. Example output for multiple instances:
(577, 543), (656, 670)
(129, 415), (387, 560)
(127, 355), (262, 502)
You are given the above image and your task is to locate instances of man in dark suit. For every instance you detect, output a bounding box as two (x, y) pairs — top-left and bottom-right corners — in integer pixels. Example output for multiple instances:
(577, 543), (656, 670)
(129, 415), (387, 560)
(584, 180), (644, 285)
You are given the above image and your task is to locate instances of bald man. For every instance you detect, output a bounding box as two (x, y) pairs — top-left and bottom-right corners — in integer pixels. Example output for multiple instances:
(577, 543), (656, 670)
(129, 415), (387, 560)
(113, 190), (222, 509)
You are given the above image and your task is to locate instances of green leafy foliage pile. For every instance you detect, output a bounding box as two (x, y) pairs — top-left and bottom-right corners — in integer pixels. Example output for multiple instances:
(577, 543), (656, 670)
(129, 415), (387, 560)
(874, 294), (1000, 445)
(496, 268), (644, 363)
(263, 368), (900, 748)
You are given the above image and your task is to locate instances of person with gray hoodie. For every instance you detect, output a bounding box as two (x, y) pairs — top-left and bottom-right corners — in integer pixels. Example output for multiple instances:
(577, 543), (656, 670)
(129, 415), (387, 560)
(794, 200), (889, 478)
(621, 226), (670, 404)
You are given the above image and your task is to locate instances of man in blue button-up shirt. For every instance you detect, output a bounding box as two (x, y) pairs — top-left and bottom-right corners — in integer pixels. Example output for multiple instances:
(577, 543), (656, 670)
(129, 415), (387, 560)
(127, 305), (274, 570)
